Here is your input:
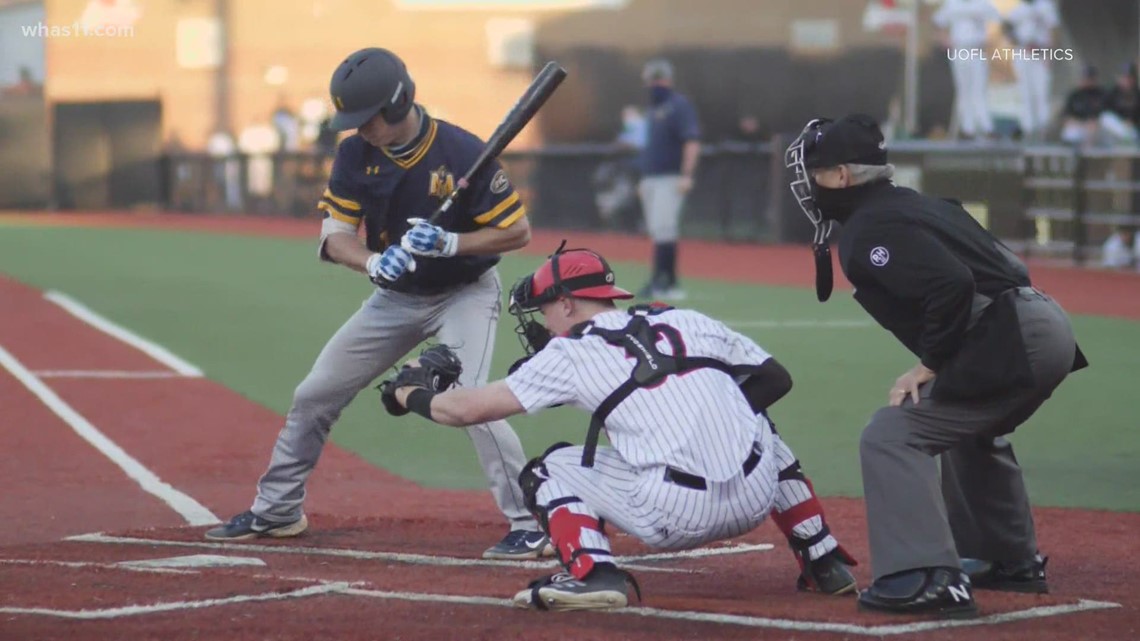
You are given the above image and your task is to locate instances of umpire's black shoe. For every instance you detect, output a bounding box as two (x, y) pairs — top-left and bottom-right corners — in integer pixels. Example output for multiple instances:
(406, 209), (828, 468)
(857, 567), (978, 619)
(204, 510), (308, 541)
(961, 554), (1049, 594)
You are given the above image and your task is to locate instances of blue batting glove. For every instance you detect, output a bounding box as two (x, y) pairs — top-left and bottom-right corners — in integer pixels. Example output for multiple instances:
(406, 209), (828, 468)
(366, 246), (417, 284)
(401, 218), (458, 257)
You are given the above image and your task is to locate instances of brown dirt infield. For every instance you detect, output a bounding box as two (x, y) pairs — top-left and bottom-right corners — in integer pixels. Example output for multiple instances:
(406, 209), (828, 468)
(0, 212), (1137, 640)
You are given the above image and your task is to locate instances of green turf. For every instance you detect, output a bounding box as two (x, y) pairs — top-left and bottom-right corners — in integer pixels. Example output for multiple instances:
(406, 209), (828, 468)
(1, 226), (1136, 510)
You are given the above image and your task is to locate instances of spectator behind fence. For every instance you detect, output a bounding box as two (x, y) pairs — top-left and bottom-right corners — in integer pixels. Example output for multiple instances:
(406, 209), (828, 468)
(206, 129), (242, 211)
(1101, 227), (1137, 269)
(1003, 0), (1059, 141)
(594, 106), (646, 226)
(1060, 66), (1105, 146)
(1100, 63), (1140, 145)
(637, 59), (701, 300)
(934, 0), (1000, 140)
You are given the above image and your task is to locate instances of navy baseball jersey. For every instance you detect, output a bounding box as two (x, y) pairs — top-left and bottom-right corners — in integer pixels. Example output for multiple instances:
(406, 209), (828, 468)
(317, 108), (526, 293)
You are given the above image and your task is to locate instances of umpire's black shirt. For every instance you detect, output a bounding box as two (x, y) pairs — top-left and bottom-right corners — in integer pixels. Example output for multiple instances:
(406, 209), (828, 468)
(833, 180), (1030, 373)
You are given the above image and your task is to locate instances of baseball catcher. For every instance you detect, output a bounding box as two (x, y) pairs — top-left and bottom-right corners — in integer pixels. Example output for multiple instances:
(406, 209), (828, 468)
(380, 244), (858, 611)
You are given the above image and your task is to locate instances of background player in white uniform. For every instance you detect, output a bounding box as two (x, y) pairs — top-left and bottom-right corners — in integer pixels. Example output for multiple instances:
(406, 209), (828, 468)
(1004, 0), (1060, 140)
(934, 0), (1000, 139)
(205, 48), (552, 560)
(383, 247), (857, 610)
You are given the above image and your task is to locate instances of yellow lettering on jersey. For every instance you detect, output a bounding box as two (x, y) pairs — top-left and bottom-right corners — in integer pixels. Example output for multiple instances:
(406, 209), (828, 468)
(428, 165), (455, 200)
(366, 166), (380, 175)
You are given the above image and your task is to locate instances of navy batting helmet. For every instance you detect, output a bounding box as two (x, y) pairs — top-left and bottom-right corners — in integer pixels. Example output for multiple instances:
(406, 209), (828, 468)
(328, 48), (415, 131)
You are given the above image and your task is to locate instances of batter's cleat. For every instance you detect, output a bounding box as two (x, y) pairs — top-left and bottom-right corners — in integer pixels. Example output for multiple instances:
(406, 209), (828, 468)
(797, 548), (859, 596)
(857, 567), (978, 619)
(204, 511), (308, 541)
(961, 554), (1049, 594)
(482, 529), (555, 560)
(513, 563), (641, 611)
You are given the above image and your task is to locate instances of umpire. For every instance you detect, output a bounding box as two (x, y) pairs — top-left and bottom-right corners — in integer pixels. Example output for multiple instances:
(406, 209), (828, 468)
(785, 114), (1087, 618)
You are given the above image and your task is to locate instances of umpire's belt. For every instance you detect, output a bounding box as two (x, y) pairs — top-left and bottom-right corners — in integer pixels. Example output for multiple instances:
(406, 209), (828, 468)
(663, 444), (762, 491)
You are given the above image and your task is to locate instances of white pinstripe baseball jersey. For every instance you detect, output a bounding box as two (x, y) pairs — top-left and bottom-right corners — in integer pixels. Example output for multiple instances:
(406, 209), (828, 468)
(506, 308), (773, 481)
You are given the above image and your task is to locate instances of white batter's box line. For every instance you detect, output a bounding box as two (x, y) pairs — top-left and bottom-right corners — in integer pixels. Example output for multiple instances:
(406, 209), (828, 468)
(0, 346), (220, 527)
(0, 571), (1120, 632)
(43, 291), (204, 377)
(622, 543), (773, 562)
(65, 534), (765, 573)
(0, 582), (349, 620)
(0, 558), (200, 575)
(32, 370), (195, 379)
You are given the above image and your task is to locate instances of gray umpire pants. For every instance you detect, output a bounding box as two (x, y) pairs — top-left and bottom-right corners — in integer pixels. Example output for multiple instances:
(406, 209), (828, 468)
(860, 289), (1077, 580)
(251, 268), (537, 530)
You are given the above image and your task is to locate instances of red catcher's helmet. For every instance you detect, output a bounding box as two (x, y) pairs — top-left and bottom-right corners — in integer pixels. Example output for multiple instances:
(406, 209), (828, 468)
(509, 246), (633, 313)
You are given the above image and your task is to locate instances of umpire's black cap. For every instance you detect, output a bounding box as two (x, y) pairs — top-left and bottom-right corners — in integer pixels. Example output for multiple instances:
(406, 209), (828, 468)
(803, 114), (888, 169)
(328, 48), (416, 131)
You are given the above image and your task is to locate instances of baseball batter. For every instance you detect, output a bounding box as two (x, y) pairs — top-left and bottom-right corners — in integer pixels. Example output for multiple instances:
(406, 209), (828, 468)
(206, 47), (552, 560)
(380, 247), (857, 610)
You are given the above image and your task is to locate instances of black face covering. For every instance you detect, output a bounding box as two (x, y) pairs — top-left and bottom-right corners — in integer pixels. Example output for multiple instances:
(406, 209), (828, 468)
(813, 179), (887, 224)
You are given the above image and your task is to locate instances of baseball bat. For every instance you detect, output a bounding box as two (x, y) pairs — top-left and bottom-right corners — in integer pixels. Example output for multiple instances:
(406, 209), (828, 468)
(428, 61), (568, 223)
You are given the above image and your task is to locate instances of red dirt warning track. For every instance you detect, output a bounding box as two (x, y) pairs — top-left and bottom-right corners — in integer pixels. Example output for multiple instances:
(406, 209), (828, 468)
(0, 213), (1138, 640)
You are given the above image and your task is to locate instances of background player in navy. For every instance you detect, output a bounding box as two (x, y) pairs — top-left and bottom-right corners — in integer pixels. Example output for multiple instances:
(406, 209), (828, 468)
(637, 59), (701, 300)
(207, 48), (553, 560)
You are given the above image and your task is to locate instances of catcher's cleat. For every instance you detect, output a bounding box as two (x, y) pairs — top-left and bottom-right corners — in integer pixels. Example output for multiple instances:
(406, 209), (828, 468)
(857, 567), (978, 619)
(204, 511), (308, 541)
(961, 554), (1049, 594)
(513, 563), (641, 611)
(483, 529), (555, 560)
(797, 547), (859, 596)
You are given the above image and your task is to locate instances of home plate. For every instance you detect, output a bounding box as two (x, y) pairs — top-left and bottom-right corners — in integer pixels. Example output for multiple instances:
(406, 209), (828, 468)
(116, 554), (267, 569)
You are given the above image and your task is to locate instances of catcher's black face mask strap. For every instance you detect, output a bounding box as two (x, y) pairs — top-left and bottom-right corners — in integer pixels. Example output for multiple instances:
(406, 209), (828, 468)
(785, 118), (836, 303)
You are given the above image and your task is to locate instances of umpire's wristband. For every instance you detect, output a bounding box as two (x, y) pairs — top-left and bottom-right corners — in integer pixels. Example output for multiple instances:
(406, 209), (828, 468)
(406, 388), (437, 421)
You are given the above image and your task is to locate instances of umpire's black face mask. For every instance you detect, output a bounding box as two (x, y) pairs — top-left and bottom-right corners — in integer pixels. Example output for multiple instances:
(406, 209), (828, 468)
(786, 114), (888, 302)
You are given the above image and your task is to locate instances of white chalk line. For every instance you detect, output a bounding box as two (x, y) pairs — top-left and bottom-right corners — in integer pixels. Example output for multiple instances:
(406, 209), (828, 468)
(44, 291), (204, 376)
(0, 556), (362, 587)
(1, 577), (1120, 634)
(33, 370), (192, 379)
(0, 558), (199, 575)
(66, 534), (769, 573)
(625, 543), (773, 561)
(0, 582), (348, 620)
(0, 346), (220, 527)
(726, 319), (874, 329)
(618, 599), (1122, 636)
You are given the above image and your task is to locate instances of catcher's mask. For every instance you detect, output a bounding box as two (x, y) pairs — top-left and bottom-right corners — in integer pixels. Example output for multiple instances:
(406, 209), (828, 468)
(785, 118), (836, 303)
(508, 241), (634, 355)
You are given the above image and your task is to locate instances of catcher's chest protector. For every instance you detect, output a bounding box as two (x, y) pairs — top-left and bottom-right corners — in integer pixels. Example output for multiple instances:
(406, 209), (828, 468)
(570, 305), (737, 467)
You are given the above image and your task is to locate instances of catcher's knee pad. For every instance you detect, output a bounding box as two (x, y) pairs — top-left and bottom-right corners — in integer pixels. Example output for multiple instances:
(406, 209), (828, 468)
(518, 441), (574, 527)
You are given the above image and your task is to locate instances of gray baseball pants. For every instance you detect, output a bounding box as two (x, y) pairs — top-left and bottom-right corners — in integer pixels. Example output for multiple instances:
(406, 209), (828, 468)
(251, 268), (537, 530)
(860, 289), (1077, 580)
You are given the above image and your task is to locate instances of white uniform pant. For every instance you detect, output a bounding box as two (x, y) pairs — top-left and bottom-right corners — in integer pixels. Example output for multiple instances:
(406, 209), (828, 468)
(536, 430), (779, 551)
(950, 56), (993, 137)
(638, 175), (686, 243)
(1014, 57), (1052, 136)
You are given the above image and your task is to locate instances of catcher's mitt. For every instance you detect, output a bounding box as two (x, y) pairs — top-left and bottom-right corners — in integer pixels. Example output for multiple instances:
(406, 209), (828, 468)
(378, 344), (464, 416)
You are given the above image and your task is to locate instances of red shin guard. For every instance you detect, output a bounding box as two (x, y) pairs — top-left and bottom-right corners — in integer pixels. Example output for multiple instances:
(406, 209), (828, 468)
(547, 508), (604, 579)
